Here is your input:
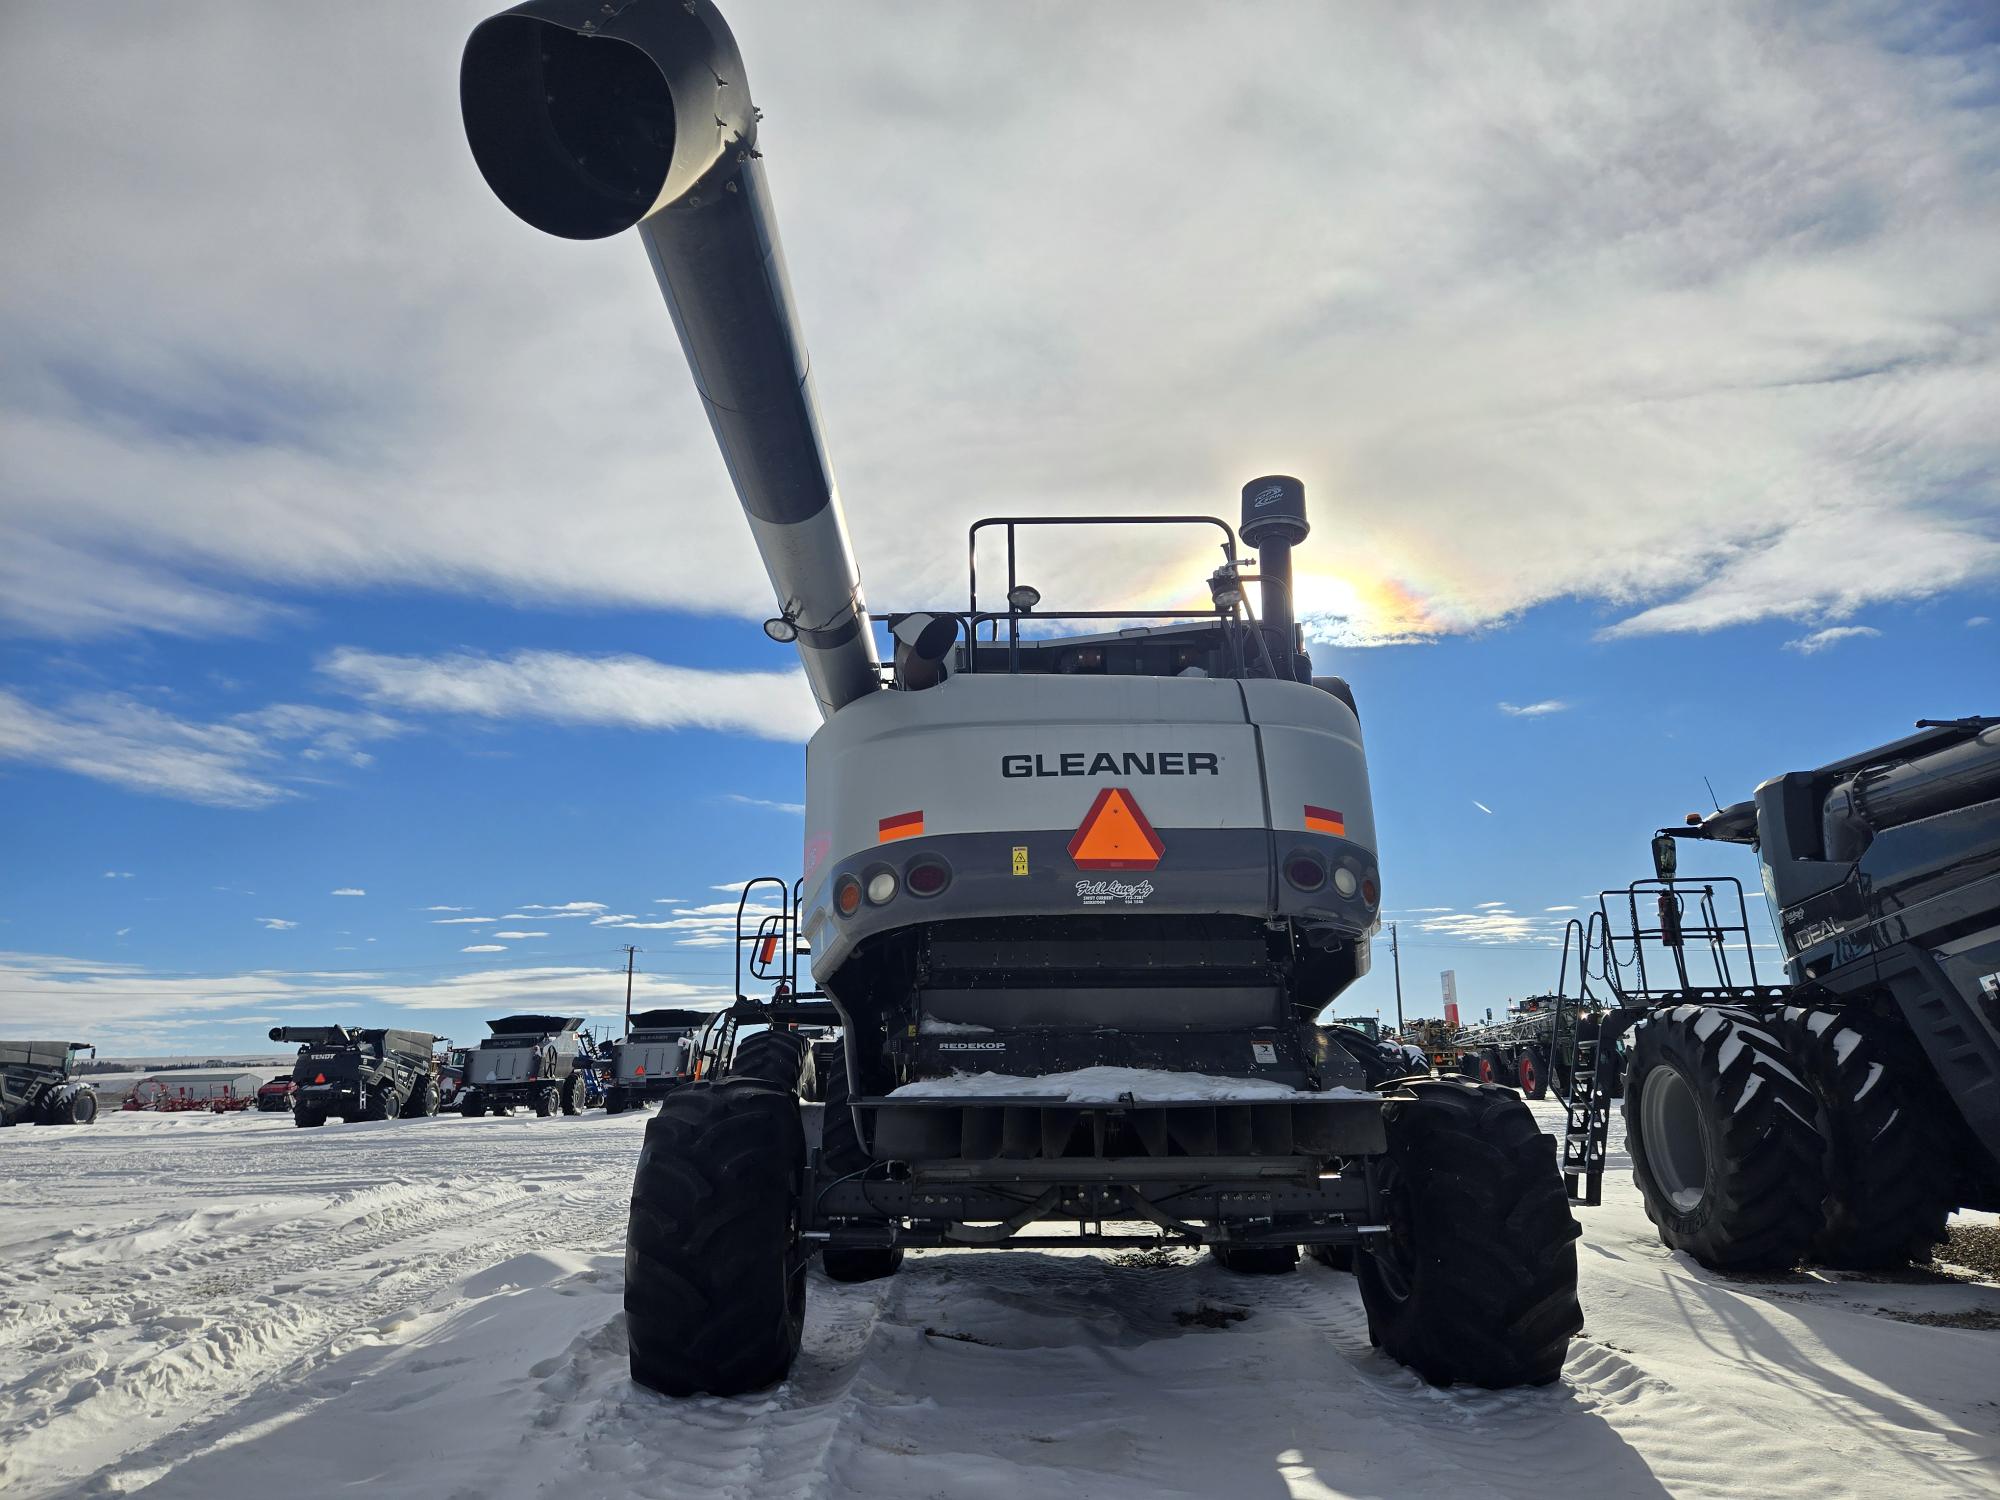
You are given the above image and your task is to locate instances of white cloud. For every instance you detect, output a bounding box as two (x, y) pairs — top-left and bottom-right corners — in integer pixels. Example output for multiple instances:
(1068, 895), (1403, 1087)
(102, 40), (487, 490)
(1472, 800), (1494, 815)
(330, 887), (365, 896)
(430, 916), (495, 925)
(1968, 616), (1991, 627)
(608, 900), (783, 947)
(460, 944), (507, 954)
(254, 917), (296, 930)
(421, 904), (469, 911)
(102, 870), (133, 879)
(115, 927), (130, 937)
(0, 533), (293, 642)
(723, 793), (808, 815)
(0, 689), (401, 808)
(1413, 911), (1552, 945)
(513, 902), (608, 914)
(321, 648), (817, 743)
(1475, 901), (1510, 910)
(1545, 904), (1579, 912)
(0, 949), (728, 1046)
(587, 914), (640, 926)
(1784, 624), (1882, 654)
(0, 3), (1992, 661)
(1498, 700), (1566, 717)
(491, 930), (548, 939)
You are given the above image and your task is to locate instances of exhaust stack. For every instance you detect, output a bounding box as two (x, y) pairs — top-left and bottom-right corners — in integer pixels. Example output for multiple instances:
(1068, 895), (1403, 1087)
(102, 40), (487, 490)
(460, 0), (879, 718)
(1241, 475), (1309, 682)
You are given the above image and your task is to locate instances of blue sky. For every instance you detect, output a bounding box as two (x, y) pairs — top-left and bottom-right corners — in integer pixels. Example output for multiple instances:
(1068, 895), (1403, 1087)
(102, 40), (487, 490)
(1, 0), (1995, 1050)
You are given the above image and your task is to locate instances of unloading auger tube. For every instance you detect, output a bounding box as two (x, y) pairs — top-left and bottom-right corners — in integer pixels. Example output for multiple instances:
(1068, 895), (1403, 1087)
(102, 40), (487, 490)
(460, 0), (878, 719)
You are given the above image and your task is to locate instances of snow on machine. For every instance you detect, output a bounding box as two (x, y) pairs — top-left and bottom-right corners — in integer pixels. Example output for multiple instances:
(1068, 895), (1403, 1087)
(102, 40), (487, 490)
(457, 0), (1582, 1396)
(270, 1026), (442, 1127)
(458, 1015), (600, 1118)
(0, 1041), (98, 1127)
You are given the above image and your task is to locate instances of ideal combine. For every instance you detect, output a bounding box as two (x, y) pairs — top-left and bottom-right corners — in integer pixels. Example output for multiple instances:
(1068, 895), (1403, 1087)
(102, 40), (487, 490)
(456, 0), (1582, 1397)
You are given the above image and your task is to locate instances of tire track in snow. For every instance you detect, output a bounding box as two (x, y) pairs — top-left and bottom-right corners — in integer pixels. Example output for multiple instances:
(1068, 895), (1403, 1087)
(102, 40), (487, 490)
(0, 1118), (640, 1500)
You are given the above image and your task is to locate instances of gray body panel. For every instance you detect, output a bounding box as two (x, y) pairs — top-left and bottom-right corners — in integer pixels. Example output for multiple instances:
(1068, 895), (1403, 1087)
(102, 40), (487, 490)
(800, 673), (1377, 981)
(611, 1034), (693, 1085)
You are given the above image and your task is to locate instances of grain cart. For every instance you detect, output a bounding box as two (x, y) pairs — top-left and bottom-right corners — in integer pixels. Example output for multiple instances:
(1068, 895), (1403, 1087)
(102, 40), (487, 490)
(458, 1015), (597, 1117)
(269, 1026), (441, 1127)
(457, 0), (1580, 1397)
(601, 1010), (736, 1113)
(1552, 716), (2000, 1271)
(0, 1041), (98, 1126)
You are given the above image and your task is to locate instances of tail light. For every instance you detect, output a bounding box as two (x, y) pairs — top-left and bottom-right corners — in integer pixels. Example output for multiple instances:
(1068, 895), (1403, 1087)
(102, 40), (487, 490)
(906, 858), (951, 897)
(834, 875), (862, 916)
(865, 869), (898, 905)
(1284, 853), (1327, 892)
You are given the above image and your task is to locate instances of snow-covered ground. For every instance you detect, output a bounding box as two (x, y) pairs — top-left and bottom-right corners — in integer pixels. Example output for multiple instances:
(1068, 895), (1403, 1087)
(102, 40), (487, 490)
(2, 1100), (1996, 1498)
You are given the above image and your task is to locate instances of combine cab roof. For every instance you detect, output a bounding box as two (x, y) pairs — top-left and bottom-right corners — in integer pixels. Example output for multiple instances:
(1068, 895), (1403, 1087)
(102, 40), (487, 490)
(485, 1014), (584, 1035)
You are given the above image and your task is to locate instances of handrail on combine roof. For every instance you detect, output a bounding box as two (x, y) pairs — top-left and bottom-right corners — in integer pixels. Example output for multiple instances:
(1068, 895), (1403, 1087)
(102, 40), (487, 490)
(965, 515), (1241, 675)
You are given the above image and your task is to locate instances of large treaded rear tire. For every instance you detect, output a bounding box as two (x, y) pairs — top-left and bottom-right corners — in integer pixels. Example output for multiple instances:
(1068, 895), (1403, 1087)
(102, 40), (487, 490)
(625, 1079), (806, 1397)
(1782, 1005), (1954, 1269)
(37, 1086), (97, 1125)
(819, 1041), (903, 1283)
(1356, 1080), (1581, 1388)
(560, 1070), (585, 1116)
(1624, 1006), (1825, 1271)
(731, 1030), (812, 1094)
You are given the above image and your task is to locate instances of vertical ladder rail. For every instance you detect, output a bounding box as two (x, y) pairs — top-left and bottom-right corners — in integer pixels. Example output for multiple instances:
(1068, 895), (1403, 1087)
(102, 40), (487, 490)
(1552, 915), (1617, 1205)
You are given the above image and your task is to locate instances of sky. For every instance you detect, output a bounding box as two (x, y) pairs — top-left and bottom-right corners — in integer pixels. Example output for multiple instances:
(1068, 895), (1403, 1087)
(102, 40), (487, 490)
(1, 0), (1995, 1051)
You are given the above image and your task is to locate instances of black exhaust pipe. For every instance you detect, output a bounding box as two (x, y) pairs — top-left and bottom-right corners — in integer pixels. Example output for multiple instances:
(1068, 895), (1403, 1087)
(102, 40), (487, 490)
(1240, 475), (1309, 682)
(460, 0), (879, 719)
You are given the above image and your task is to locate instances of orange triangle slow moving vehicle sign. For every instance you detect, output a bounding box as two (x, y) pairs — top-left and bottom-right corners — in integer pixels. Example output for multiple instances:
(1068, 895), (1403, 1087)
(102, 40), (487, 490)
(1067, 787), (1165, 871)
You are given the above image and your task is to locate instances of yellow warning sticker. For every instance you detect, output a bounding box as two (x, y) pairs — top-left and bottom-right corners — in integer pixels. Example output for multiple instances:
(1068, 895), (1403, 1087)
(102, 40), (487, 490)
(1012, 846), (1030, 876)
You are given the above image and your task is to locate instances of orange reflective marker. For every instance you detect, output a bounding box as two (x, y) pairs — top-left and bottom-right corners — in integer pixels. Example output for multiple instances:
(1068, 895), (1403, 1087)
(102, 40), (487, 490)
(1304, 804), (1345, 836)
(879, 810), (924, 842)
(1068, 787), (1165, 871)
(757, 934), (779, 966)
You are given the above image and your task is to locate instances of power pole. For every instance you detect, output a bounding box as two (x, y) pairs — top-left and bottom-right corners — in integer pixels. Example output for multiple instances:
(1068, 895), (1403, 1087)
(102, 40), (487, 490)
(620, 945), (640, 1035)
(1391, 923), (1404, 1036)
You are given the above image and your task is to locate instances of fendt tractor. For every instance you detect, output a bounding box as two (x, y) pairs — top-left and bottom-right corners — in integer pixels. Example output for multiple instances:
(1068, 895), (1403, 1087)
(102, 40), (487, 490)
(458, 1014), (602, 1117)
(0, 1041), (98, 1127)
(458, 0), (1581, 1396)
(269, 1026), (442, 1127)
(1551, 716), (2000, 1272)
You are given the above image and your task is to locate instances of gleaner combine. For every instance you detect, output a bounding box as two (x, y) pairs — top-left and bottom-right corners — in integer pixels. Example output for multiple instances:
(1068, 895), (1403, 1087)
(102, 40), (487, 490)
(458, 0), (1581, 1397)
